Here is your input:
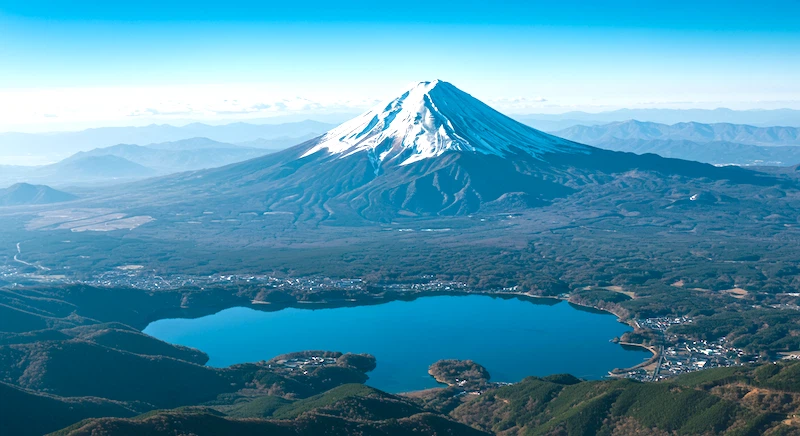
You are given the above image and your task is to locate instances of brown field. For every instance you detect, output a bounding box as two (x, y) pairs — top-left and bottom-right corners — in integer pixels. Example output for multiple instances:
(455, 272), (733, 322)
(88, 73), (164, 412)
(721, 288), (749, 299)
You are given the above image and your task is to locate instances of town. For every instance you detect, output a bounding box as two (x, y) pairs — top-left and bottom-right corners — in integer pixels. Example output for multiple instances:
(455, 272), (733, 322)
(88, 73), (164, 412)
(0, 264), (776, 383)
(613, 316), (755, 382)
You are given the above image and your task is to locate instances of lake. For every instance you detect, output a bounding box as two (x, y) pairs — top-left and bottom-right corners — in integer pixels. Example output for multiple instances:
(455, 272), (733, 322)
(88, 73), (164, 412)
(144, 295), (650, 393)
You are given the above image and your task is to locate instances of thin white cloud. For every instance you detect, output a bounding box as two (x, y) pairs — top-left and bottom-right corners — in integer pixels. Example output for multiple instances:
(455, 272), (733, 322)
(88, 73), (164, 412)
(1, 83), (798, 133)
(128, 108), (196, 117)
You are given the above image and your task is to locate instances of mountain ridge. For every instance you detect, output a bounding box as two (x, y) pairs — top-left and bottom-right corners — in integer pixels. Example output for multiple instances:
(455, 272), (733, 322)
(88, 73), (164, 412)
(0, 121), (333, 165)
(72, 138), (273, 173)
(554, 119), (800, 147)
(0, 183), (77, 207)
(516, 107), (800, 129)
(0, 138), (278, 187)
(109, 81), (783, 222)
(303, 80), (589, 170)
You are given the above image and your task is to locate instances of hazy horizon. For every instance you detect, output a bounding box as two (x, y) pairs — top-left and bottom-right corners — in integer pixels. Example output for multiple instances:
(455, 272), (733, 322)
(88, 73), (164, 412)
(2, 1), (799, 132)
(3, 106), (800, 136)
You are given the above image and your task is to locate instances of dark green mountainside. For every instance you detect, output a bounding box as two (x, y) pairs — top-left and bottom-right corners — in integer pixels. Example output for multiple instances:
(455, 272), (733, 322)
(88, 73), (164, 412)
(1, 284), (800, 435)
(0, 381), (141, 436)
(46, 362), (800, 436)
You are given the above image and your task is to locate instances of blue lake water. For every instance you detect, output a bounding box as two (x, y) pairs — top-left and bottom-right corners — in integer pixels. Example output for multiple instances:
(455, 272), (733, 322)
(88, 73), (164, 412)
(144, 295), (650, 393)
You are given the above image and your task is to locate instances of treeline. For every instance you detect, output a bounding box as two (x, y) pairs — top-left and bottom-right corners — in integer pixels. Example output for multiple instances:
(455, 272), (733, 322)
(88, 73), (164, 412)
(443, 361), (800, 435)
(671, 309), (800, 354)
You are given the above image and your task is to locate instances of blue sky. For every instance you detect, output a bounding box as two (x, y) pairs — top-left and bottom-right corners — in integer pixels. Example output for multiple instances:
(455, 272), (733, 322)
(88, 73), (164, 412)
(1, 0), (799, 131)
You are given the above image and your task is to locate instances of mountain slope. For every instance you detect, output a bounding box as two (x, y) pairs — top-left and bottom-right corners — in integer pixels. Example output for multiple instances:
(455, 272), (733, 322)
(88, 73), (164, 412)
(303, 80), (589, 168)
(39, 155), (157, 181)
(116, 80), (782, 222)
(0, 183), (77, 206)
(74, 139), (272, 173)
(0, 338), (233, 407)
(51, 362), (800, 436)
(53, 384), (489, 436)
(517, 108), (800, 128)
(448, 373), (780, 435)
(54, 409), (489, 436)
(0, 120), (335, 165)
(583, 138), (800, 166)
(0, 382), (140, 436)
(0, 139), (276, 188)
(144, 137), (242, 150)
(554, 120), (800, 147)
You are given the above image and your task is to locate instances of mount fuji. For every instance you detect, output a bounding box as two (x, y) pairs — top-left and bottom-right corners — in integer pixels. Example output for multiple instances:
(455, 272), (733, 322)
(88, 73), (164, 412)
(122, 80), (776, 222)
(302, 80), (589, 169)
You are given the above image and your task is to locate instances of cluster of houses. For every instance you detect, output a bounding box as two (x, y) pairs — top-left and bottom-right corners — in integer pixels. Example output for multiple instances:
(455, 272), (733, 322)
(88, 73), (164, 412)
(657, 338), (750, 379)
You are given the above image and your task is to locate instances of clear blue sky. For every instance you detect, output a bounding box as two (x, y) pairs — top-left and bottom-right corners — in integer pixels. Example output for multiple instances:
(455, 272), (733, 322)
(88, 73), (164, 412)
(1, 0), (798, 131)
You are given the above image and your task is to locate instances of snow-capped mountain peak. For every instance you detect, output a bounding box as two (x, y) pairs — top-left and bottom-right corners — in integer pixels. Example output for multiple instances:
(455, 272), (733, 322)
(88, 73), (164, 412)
(301, 80), (589, 168)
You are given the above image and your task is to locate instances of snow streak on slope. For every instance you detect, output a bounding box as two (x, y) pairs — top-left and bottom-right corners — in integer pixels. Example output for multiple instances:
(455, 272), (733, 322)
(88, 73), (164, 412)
(302, 80), (589, 169)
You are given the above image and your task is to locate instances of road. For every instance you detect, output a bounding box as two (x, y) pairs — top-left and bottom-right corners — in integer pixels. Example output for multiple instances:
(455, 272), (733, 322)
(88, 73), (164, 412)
(651, 346), (665, 381)
(13, 242), (49, 271)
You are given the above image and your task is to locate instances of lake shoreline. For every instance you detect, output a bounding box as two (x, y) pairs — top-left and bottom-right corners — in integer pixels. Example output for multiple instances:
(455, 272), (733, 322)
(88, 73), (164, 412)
(146, 291), (650, 393)
(152, 287), (657, 380)
(495, 292), (659, 375)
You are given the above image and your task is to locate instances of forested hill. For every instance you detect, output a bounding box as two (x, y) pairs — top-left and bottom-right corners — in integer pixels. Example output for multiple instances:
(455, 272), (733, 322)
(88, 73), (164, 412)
(46, 361), (800, 435)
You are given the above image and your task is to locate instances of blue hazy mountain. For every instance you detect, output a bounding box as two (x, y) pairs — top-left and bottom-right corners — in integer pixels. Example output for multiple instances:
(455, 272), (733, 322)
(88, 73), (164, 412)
(118, 81), (778, 221)
(552, 120), (800, 166)
(554, 120), (800, 147)
(36, 155), (158, 183)
(0, 138), (283, 187)
(0, 183), (77, 207)
(73, 138), (274, 173)
(516, 108), (800, 131)
(0, 120), (334, 165)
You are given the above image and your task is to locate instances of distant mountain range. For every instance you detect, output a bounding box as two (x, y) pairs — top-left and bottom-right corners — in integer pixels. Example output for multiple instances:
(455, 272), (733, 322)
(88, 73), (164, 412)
(515, 108), (800, 131)
(552, 120), (800, 166)
(0, 137), (277, 187)
(579, 138), (800, 167)
(4, 109), (800, 166)
(112, 80), (779, 222)
(0, 183), (76, 207)
(554, 120), (800, 147)
(0, 121), (333, 165)
(71, 138), (273, 174)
